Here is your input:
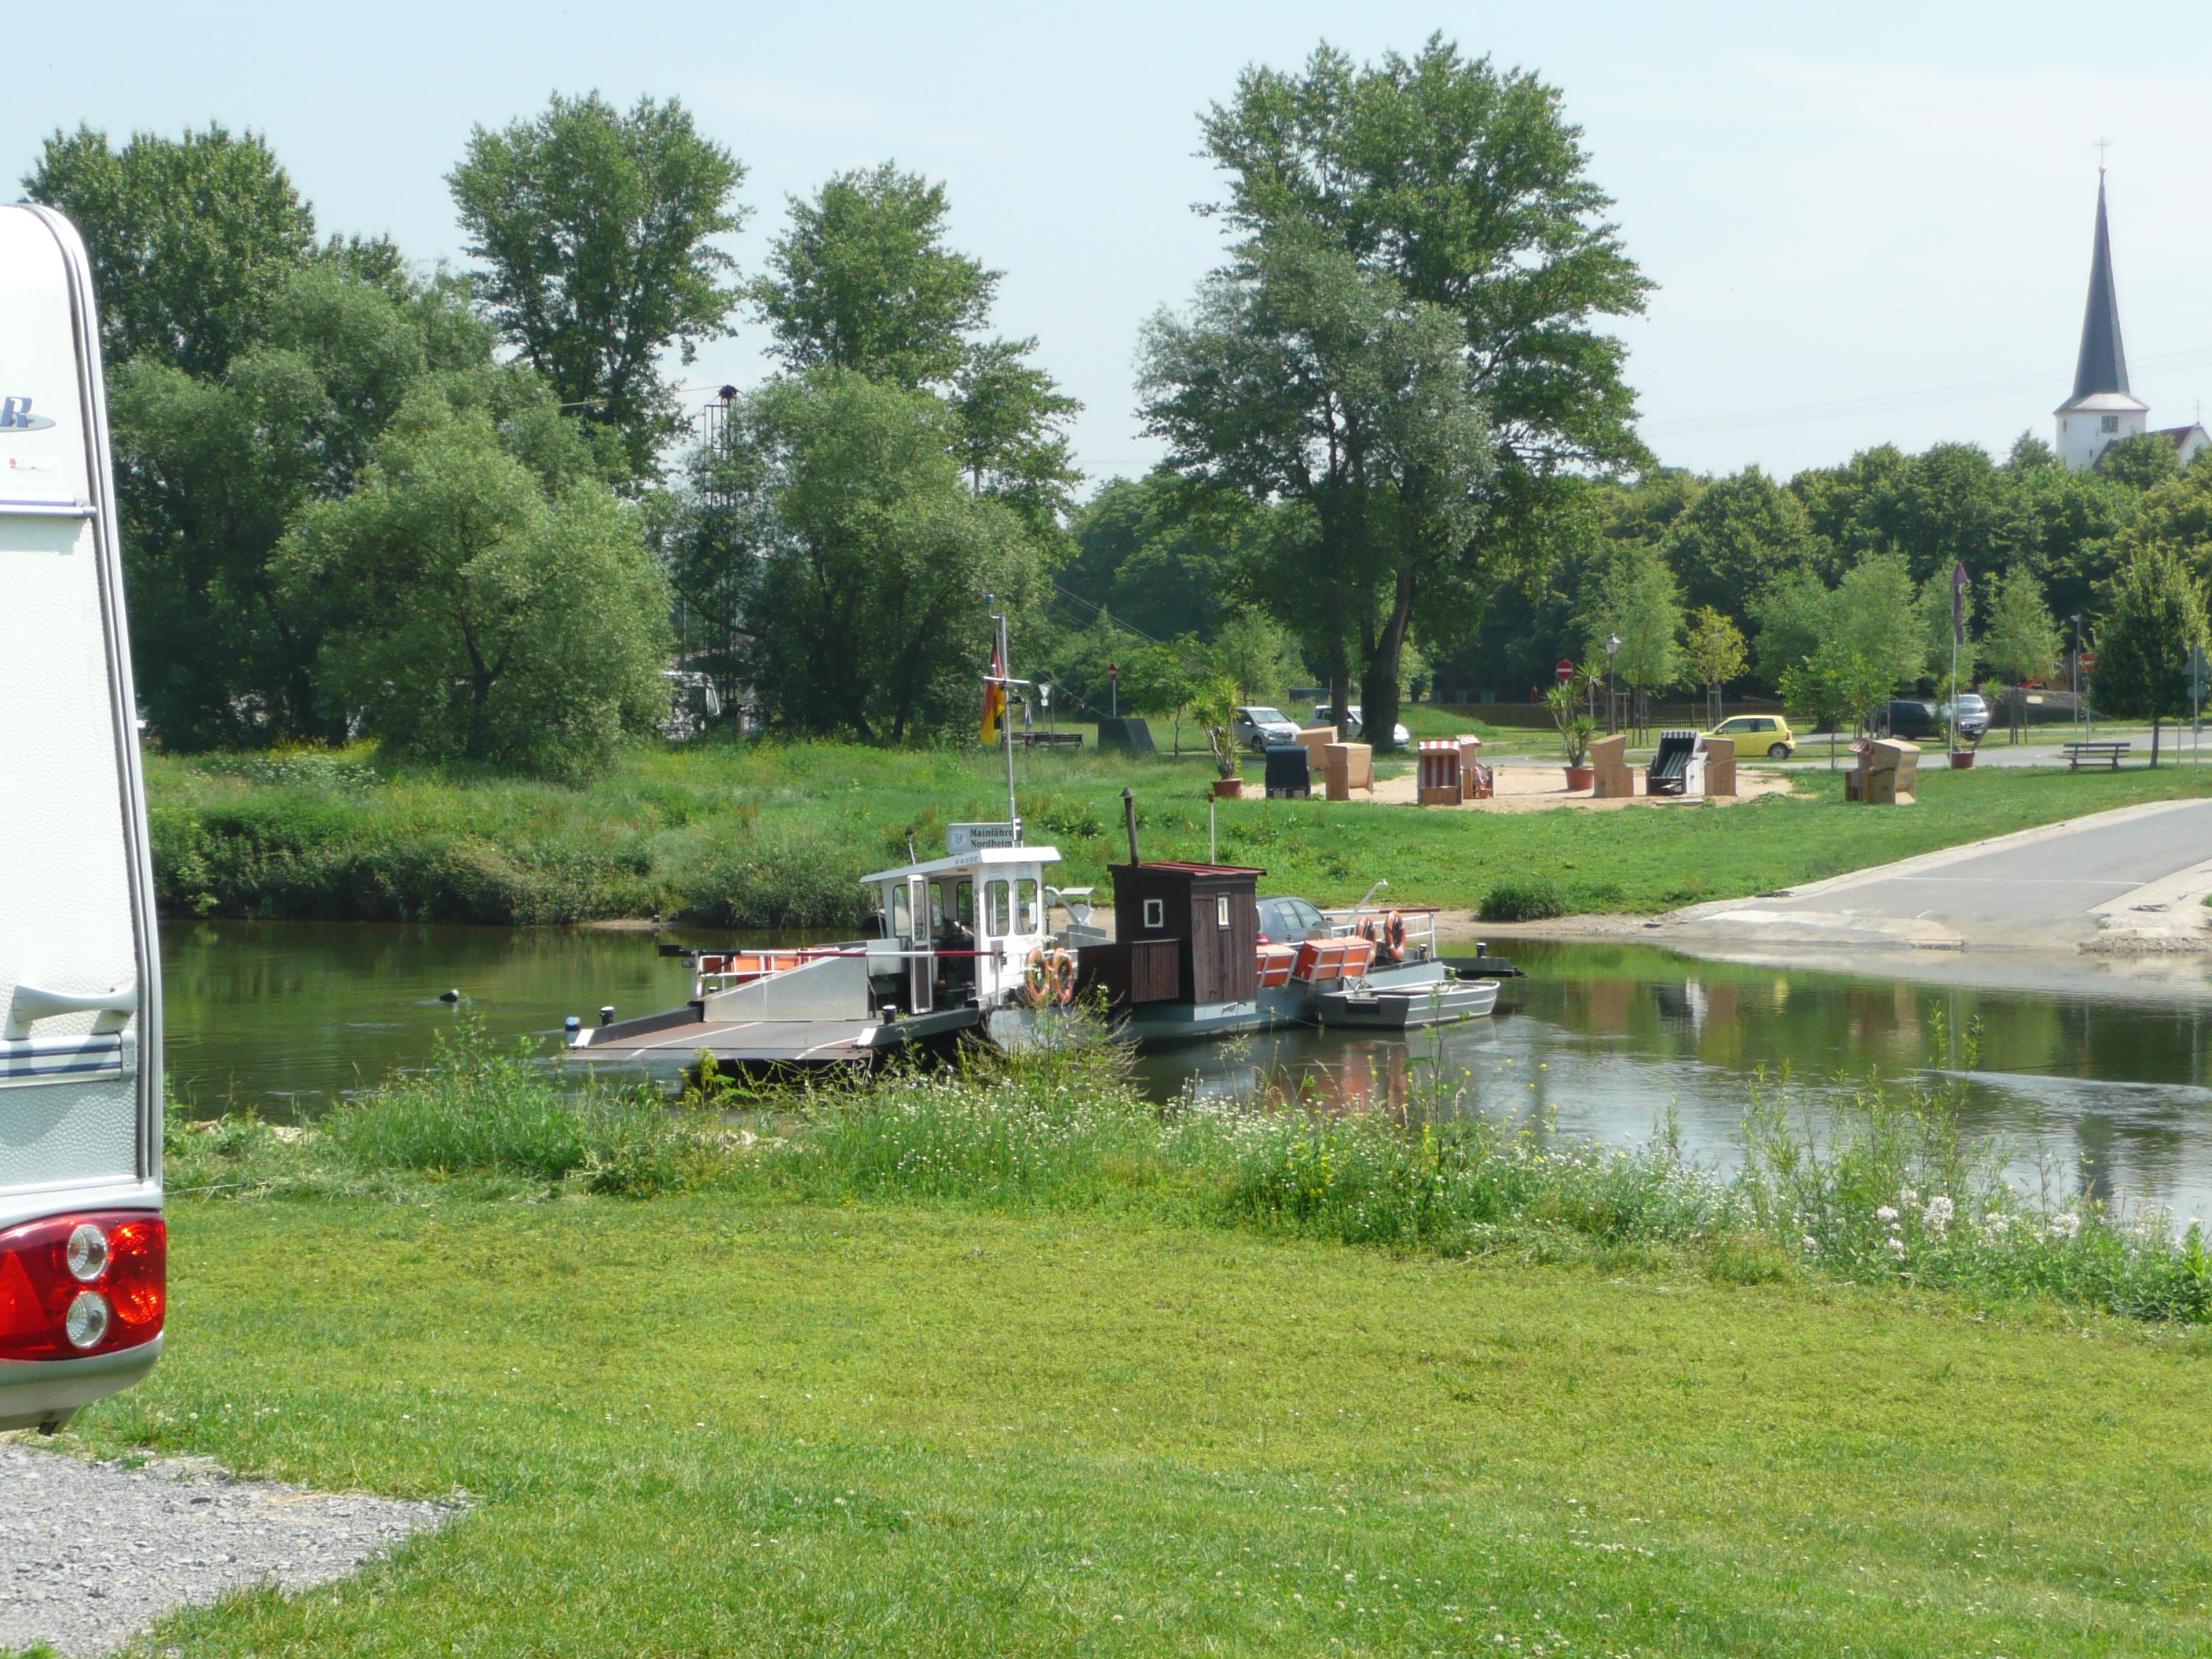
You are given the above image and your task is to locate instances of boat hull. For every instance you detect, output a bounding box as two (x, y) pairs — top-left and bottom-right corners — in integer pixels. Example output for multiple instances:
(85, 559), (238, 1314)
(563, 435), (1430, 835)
(1308, 975), (1499, 1029)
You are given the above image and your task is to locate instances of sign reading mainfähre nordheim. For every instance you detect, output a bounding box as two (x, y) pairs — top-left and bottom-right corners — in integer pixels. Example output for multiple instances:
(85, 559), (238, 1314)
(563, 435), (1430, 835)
(947, 822), (1021, 855)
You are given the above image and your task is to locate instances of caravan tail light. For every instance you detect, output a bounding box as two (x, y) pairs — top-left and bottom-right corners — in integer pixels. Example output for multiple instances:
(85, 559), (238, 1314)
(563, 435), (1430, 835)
(0, 1212), (164, 1362)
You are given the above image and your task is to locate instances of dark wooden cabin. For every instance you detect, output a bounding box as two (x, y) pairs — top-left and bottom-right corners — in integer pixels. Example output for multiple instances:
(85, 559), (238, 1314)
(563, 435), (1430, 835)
(1106, 861), (1262, 1007)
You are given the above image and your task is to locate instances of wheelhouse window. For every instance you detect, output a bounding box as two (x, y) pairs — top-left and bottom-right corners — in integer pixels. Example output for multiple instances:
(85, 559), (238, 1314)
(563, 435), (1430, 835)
(890, 884), (910, 940)
(1015, 878), (1041, 935)
(1217, 895), (1231, 928)
(1143, 898), (1164, 930)
(985, 880), (1012, 938)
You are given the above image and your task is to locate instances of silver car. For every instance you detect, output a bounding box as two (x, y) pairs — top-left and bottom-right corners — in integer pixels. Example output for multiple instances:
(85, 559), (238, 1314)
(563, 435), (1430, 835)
(1311, 704), (1413, 747)
(1232, 705), (1302, 753)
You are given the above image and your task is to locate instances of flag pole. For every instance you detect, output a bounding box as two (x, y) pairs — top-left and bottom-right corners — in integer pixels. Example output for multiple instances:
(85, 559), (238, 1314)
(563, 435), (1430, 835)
(1000, 610), (1019, 840)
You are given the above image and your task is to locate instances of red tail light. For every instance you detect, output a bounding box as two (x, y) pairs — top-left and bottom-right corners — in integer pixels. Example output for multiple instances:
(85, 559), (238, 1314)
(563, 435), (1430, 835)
(0, 1212), (164, 1361)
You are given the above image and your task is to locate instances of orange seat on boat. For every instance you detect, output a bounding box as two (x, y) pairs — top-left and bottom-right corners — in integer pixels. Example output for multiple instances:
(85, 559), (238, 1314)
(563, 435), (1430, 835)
(1291, 936), (1375, 983)
(1255, 943), (1298, 988)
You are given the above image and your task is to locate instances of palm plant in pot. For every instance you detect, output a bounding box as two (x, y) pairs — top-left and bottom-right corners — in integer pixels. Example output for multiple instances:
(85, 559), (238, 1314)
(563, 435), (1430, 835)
(1545, 674), (1599, 789)
(1194, 674), (1246, 797)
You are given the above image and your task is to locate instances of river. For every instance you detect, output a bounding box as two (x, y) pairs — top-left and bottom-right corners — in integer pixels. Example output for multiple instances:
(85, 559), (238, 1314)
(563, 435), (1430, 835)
(159, 920), (2212, 1221)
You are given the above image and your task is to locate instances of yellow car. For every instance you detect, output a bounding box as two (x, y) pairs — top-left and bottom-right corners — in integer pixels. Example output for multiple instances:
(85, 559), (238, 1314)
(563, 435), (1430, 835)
(1703, 713), (1794, 760)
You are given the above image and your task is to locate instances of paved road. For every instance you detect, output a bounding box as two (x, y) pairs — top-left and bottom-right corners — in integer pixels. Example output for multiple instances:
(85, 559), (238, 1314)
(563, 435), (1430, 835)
(1668, 797), (2212, 954)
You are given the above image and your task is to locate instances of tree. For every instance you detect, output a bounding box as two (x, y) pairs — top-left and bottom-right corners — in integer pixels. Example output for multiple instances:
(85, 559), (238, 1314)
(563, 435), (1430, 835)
(2107, 463), (2212, 589)
(1207, 606), (1305, 705)
(277, 397), (671, 779)
(1683, 606), (1748, 720)
(2094, 544), (2208, 765)
(1191, 37), (1650, 746)
(2100, 431), (2181, 493)
(24, 123), (317, 378)
(752, 164), (992, 388)
(451, 92), (746, 476)
(1659, 467), (1815, 622)
(1779, 646), (1893, 769)
(723, 370), (1037, 741)
(1830, 554), (1925, 692)
(1581, 541), (1680, 706)
(1141, 234), (1490, 745)
(1980, 567), (2060, 687)
(1060, 475), (1241, 643)
(751, 164), (1082, 536)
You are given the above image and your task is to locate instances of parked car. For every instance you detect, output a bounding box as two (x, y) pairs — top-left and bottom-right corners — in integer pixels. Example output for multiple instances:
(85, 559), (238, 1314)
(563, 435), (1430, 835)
(1232, 705), (1302, 753)
(1872, 700), (1936, 739)
(1256, 895), (1333, 944)
(1309, 704), (1413, 747)
(1939, 694), (1990, 740)
(1701, 712), (1795, 760)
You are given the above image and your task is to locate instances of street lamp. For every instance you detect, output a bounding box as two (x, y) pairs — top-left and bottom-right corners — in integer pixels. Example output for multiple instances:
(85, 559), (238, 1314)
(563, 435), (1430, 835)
(1605, 634), (1622, 737)
(2069, 614), (2084, 739)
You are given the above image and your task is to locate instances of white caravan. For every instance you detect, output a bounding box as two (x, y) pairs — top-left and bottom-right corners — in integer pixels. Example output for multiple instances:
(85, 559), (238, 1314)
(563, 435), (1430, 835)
(0, 206), (166, 1433)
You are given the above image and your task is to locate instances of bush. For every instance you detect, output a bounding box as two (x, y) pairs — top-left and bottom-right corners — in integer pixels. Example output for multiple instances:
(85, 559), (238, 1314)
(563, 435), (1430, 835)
(1478, 876), (1566, 921)
(322, 1019), (701, 1195)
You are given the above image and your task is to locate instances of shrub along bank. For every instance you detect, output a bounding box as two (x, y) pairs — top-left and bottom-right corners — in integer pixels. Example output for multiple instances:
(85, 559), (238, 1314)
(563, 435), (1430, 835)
(148, 737), (2212, 927)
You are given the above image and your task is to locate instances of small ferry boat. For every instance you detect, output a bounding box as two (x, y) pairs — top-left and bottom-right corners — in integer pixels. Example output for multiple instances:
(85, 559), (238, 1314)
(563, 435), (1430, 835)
(568, 814), (1496, 1075)
(567, 610), (1496, 1076)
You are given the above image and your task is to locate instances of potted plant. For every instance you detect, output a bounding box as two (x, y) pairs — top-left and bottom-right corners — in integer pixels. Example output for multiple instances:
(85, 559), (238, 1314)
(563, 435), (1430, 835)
(1194, 674), (1245, 798)
(1546, 676), (1598, 790)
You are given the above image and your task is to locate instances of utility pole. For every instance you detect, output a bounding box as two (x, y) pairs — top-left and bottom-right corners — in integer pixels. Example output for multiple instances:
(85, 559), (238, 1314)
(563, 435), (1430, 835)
(1606, 634), (1621, 738)
(2071, 615), (2083, 741)
(1949, 562), (1967, 764)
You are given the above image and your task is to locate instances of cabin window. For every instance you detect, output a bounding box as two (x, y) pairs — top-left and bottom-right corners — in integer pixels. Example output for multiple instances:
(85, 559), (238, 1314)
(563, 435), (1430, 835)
(955, 881), (973, 927)
(930, 881), (947, 925)
(890, 884), (910, 939)
(1217, 895), (1231, 928)
(1016, 878), (1041, 935)
(1143, 898), (1164, 930)
(985, 879), (1012, 938)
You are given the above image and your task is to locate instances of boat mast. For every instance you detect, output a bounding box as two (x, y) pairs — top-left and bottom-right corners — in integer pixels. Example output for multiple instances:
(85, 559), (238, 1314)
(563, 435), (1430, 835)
(987, 598), (1026, 843)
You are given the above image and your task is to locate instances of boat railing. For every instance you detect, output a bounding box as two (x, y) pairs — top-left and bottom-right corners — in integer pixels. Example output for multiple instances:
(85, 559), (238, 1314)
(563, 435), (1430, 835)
(691, 943), (1006, 998)
(1317, 904), (1441, 961)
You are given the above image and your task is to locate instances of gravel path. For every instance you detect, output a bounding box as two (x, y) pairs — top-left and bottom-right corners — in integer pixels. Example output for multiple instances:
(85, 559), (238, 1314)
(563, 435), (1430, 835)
(0, 1441), (458, 1657)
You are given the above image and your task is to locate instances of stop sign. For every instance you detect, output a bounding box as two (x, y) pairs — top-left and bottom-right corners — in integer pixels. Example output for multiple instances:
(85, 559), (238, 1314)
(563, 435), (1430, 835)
(1108, 661), (1119, 681)
(1555, 660), (1575, 683)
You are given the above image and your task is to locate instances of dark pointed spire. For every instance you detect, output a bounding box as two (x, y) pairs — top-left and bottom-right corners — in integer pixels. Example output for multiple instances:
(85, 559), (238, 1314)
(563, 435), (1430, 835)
(2071, 178), (2130, 401)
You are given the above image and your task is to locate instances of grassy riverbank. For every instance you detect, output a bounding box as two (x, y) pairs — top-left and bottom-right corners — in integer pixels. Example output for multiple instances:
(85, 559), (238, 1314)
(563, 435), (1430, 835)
(147, 738), (2212, 927)
(48, 1035), (2212, 1654)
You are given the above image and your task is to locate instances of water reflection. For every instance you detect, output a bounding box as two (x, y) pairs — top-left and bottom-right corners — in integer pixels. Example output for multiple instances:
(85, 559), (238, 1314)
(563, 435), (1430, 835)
(161, 923), (2212, 1218)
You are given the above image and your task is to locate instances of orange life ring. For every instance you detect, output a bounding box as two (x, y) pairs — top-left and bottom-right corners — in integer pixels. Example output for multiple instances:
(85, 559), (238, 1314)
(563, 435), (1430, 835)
(1025, 947), (1078, 1006)
(1386, 910), (1406, 951)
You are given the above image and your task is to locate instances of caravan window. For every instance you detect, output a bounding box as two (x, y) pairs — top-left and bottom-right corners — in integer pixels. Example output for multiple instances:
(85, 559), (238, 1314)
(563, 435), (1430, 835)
(1016, 878), (1040, 935)
(984, 880), (1011, 938)
(890, 884), (910, 939)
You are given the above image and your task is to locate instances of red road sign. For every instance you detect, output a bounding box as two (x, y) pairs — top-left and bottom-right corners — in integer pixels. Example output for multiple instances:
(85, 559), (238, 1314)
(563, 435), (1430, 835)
(1108, 662), (1119, 681)
(1555, 659), (1575, 682)
(2080, 652), (2097, 673)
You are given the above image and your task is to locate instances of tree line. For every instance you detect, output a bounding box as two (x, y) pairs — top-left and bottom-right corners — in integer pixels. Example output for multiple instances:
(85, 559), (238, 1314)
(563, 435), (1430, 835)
(46, 42), (2208, 775)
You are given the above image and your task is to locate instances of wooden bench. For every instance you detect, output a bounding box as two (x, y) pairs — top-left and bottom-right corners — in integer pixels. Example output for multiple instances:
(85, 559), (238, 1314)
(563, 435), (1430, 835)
(2062, 741), (2131, 771)
(1017, 732), (1084, 749)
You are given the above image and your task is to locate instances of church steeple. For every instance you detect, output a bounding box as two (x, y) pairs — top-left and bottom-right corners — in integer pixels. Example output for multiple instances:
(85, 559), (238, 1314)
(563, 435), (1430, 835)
(2054, 172), (2148, 470)
(2070, 178), (2130, 401)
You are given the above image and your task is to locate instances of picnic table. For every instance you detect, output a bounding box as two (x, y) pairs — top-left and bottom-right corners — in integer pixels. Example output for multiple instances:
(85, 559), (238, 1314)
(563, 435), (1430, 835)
(2061, 740), (2130, 771)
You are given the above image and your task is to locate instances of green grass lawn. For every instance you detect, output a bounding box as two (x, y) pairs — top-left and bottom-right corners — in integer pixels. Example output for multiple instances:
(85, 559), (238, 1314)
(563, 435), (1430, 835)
(146, 736), (2212, 928)
(42, 1191), (2212, 1656)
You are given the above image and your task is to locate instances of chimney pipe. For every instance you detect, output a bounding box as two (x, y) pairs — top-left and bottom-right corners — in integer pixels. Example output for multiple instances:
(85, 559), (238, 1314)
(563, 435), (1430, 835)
(1122, 787), (1140, 866)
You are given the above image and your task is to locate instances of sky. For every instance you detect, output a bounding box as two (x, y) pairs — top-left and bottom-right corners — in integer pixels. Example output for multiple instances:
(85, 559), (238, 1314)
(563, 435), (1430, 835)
(10, 2), (2212, 487)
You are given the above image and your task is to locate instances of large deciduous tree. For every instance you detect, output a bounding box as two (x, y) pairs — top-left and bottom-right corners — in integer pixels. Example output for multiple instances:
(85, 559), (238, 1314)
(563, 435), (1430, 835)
(451, 92), (746, 477)
(25, 123), (317, 378)
(720, 372), (1036, 741)
(2093, 544), (2208, 766)
(1152, 37), (1649, 747)
(1980, 566), (2061, 687)
(277, 396), (670, 779)
(1141, 233), (1491, 738)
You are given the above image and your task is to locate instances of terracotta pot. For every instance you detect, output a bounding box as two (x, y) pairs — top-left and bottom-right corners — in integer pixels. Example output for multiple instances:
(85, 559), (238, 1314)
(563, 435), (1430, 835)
(1565, 764), (1595, 792)
(1950, 750), (1976, 769)
(1213, 777), (1246, 799)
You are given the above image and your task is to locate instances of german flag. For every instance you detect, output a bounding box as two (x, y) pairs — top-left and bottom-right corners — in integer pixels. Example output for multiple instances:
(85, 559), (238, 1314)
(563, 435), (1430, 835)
(980, 641), (1006, 745)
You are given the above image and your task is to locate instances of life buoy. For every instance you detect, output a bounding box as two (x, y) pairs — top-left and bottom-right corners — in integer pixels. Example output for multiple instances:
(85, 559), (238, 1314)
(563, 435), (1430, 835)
(1386, 910), (1406, 952)
(1024, 947), (1078, 1006)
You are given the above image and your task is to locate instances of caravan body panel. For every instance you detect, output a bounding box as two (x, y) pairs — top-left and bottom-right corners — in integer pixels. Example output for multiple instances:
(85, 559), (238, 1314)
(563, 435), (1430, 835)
(0, 206), (164, 1430)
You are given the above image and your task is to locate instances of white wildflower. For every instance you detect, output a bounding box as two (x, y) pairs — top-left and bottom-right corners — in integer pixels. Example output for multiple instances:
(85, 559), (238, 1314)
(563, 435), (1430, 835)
(1900, 1187), (1917, 1204)
(1922, 1196), (1954, 1234)
(1876, 1206), (1899, 1225)
(1983, 1213), (2012, 1235)
(1802, 1236), (1818, 1253)
(2050, 1212), (2082, 1240)
(1886, 1236), (1907, 1258)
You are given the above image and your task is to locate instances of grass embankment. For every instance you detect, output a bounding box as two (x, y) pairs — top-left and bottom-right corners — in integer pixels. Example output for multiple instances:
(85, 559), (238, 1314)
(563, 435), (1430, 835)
(56, 1031), (2212, 1653)
(148, 738), (2212, 927)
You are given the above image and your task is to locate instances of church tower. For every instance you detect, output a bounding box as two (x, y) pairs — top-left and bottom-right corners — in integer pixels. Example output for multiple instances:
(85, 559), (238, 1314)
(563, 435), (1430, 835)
(2054, 177), (2148, 470)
